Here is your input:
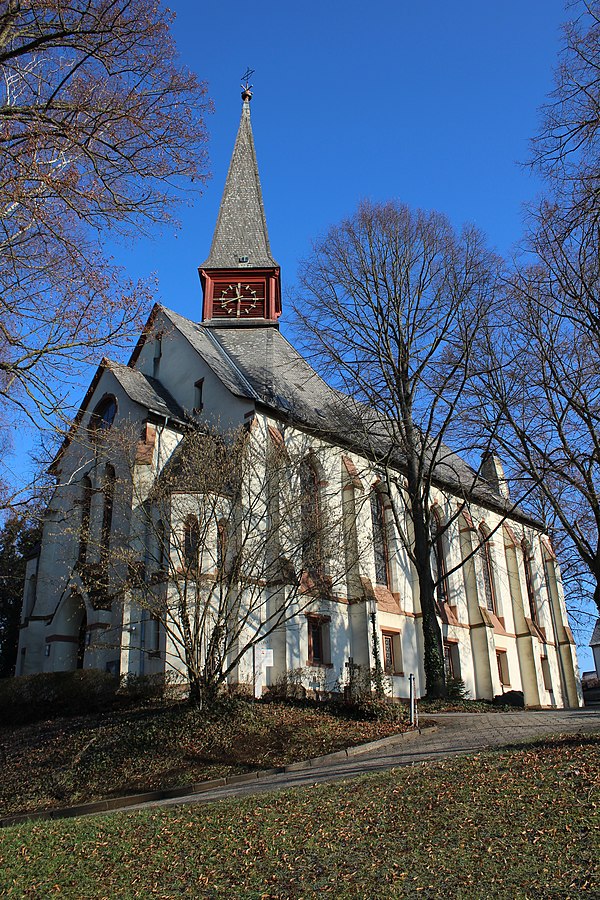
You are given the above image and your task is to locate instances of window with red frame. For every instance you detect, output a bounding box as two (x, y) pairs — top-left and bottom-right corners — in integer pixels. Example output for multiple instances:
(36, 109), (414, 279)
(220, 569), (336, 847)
(183, 515), (201, 571)
(496, 649), (510, 686)
(382, 631), (403, 675)
(307, 614), (331, 666)
(443, 640), (460, 680)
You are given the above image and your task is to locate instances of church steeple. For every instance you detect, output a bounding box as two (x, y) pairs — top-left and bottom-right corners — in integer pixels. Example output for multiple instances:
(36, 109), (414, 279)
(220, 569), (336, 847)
(200, 87), (281, 323)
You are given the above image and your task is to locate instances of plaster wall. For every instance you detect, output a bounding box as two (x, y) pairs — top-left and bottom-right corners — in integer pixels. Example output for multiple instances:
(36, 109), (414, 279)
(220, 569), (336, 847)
(135, 312), (252, 431)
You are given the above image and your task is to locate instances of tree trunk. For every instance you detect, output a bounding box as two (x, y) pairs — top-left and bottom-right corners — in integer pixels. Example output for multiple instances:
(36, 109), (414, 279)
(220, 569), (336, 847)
(419, 573), (446, 699)
(407, 459), (445, 699)
(188, 676), (203, 707)
(593, 565), (600, 619)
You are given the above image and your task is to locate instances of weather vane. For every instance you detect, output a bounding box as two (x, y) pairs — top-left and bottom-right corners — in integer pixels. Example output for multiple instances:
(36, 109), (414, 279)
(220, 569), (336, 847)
(241, 67), (255, 91)
(241, 68), (255, 102)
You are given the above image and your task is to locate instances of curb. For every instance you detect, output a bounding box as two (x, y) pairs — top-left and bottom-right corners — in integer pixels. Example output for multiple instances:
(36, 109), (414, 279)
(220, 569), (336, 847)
(0, 724), (435, 829)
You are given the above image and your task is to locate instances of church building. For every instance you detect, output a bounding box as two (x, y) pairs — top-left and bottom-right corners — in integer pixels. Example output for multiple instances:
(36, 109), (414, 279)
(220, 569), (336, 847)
(16, 89), (582, 708)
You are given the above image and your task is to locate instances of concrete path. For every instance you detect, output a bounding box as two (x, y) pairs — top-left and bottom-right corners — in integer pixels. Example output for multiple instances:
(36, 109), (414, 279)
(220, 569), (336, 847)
(125, 707), (600, 815)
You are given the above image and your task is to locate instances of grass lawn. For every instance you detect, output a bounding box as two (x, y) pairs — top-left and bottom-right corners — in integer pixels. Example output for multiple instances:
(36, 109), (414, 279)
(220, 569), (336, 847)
(0, 733), (598, 899)
(0, 698), (410, 818)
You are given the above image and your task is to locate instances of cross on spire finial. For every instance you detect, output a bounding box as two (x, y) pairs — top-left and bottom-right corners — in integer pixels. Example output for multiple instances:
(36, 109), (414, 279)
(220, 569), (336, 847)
(241, 67), (255, 102)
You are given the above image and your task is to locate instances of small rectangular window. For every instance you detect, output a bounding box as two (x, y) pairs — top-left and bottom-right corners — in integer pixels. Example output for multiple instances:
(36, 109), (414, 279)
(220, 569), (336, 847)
(382, 631), (403, 675)
(496, 650), (510, 686)
(194, 378), (204, 413)
(146, 615), (161, 655)
(307, 614), (331, 666)
(153, 334), (162, 377)
(443, 640), (460, 680)
(540, 656), (553, 692)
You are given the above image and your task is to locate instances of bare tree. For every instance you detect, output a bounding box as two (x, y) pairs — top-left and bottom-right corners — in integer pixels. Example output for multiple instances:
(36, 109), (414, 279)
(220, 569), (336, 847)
(468, 215), (600, 620)
(79, 423), (356, 709)
(465, 1), (600, 627)
(294, 200), (500, 698)
(0, 0), (211, 426)
(530, 0), (600, 231)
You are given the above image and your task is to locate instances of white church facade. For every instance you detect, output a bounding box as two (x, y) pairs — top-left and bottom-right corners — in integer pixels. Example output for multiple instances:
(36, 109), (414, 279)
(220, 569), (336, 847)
(16, 91), (582, 708)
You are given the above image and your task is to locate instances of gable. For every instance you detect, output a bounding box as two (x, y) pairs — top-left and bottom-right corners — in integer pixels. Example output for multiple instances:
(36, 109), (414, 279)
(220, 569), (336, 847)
(128, 306), (254, 429)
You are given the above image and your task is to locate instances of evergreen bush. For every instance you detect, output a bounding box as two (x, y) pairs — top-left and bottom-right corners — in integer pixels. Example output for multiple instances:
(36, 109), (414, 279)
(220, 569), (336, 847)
(0, 670), (119, 725)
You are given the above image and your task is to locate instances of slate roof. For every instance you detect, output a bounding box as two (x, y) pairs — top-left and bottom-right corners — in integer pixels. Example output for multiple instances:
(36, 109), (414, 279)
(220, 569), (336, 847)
(159, 307), (537, 522)
(590, 619), (600, 648)
(201, 98), (277, 270)
(106, 360), (186, 422)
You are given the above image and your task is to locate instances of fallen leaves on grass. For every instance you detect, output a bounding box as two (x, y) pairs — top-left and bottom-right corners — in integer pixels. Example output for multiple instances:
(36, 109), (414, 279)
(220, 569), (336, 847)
(0, 699), (410, 817)
(0, 735), (598, 899)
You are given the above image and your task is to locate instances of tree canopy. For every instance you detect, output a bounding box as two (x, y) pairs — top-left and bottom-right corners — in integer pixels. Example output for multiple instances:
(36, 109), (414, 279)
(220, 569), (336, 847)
(0, 0), (211, 429)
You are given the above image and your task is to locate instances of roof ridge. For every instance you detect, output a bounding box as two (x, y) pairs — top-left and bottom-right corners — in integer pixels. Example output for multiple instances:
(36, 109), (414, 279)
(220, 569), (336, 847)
(202, 327), (261, 401)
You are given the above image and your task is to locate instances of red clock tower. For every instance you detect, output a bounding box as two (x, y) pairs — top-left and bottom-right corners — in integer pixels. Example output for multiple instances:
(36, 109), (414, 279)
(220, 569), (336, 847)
(199, 86), (282, 324)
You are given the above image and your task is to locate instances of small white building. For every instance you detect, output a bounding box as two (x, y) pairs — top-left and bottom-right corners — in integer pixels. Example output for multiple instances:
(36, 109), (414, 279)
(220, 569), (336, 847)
(16, 92), (582, 708)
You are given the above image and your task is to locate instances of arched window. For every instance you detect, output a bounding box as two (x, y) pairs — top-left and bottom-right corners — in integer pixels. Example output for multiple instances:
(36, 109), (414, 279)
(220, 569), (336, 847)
(78, 476), (93, 562)
(522, 539), (538, 622)
(300, 457), (322, 573)
(89, 395), (117, 438)
(183, 515), (201, 571)
(25, 574), (37, 619)
(101, 465), (115, 556)
(430, 510), (449, 605)
(478, 525), (497, 614)
(371, 490), (390, 587)
(157, 519), (167, 572)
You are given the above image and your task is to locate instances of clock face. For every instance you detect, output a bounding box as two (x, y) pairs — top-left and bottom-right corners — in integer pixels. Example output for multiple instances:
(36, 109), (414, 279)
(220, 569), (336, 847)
(216, 282), (265, 318)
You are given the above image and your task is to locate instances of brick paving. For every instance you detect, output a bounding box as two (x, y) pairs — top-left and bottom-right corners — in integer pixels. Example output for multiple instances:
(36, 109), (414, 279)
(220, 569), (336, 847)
(124, 707), (600, 815)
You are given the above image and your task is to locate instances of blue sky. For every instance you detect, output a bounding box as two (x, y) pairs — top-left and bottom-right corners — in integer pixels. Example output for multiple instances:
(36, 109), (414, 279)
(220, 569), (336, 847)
(16, 0), (599, 667)
(138, 0), (568, 323)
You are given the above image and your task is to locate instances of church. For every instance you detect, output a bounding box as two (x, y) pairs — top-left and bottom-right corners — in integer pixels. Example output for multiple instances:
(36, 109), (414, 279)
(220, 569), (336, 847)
(16, 88), (582, 708)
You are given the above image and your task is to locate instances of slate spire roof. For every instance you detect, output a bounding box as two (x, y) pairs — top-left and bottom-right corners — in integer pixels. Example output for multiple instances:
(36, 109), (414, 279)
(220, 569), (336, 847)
(202, 92), (277, 270)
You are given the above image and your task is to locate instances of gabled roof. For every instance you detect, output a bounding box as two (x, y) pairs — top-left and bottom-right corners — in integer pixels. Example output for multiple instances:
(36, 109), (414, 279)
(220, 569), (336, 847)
(209, 323), (337, 424)
(201, 97), (277, 270)
(591, 619), (600, 648)
(107, 360), (186, 423)
(50, 357), (185, 471)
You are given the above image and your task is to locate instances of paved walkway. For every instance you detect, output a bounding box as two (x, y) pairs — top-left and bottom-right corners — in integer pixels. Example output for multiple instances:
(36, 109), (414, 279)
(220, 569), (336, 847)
(125, 707), (600, 815)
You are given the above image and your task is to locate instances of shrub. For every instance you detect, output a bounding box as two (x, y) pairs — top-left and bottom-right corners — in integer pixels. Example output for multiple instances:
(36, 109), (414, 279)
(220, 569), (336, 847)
(263, 668), (307, 702)
(118, 672), (173, 704)
(342, 665), (393, 703)
(493, 689), (524, 708)
(0, 670), (119, 725)
(339, 697), (409, 724)
(446, 677), (469, 700)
